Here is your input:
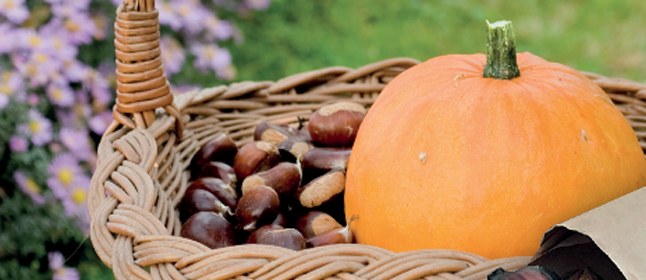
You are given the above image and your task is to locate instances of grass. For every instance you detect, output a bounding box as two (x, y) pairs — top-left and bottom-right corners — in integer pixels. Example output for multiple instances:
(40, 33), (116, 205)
(182, 0), (646, 86)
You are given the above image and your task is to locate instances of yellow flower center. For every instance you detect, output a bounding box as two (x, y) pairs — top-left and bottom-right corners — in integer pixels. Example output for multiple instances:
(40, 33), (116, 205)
(29, 36), (41, 47)
(53, 39), (63, 50)
(52, 88), (63, 101)
(25, 179), (41, 194)
(72, 189), (86, 204)
(2, 72), (11, 82)
(26, 64), (38, 75)
(34, 53), (48, 63)
(204, 47), (215, 59)
(0, 85), (11, 95)
(58, 169), (74, 185)
(29, 120), (41, 134)
(178, 6), (190, 16)
(64, 19), (80, 33)
(4, 0), (15, 10)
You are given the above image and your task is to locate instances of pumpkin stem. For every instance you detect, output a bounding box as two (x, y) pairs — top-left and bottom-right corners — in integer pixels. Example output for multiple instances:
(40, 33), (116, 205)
(483, 20), (521, 80)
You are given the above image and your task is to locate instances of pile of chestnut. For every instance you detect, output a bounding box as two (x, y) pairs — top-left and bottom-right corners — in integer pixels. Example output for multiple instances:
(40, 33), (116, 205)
(179, 101), (366, 251)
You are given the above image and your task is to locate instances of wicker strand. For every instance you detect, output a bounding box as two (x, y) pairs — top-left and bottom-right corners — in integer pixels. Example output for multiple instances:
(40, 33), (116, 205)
(111, 0), (183, 139)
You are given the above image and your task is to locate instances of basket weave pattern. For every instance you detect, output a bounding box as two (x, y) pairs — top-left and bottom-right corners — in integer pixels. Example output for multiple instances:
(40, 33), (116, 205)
(89, 2), (646, 280)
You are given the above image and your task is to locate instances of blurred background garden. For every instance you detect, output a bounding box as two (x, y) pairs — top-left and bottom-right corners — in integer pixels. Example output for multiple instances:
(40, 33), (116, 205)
(0, 0), (644, 279)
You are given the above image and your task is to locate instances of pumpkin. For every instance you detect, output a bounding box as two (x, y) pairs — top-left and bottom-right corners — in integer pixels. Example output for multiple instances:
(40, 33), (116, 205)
(344, 21), (646, 259)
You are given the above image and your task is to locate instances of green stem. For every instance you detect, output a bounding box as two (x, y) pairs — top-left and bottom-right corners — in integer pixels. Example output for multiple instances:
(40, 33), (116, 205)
(483, 20), (521, 80)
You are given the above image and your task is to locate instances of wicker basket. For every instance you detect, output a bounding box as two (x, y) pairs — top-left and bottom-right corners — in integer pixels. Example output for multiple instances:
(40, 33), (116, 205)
(89, 2), (646, 280)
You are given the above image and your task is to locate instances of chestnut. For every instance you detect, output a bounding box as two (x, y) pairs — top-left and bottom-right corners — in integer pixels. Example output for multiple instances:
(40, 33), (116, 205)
(271, 212), (290, 227)
(249, 226), (306, 251)
(295, 169), (346, 209)
(301, 147), (351, 184)
(181, 211), (236, 249)
(232, 141), (280, 182)
(246, 224), (284, 244)
(277, 138), (314, 163)
(308, 102), (366, 147)
(235, 185), (280, 232)
(253, 121), (293, 146)
(179, 189), (233, 222)
(198, 161), (237, 187)
(190, 133), (238, 179)
(305, 215), (356, 248)
(241, 162), (302, 200)
(295, 211), (343, 239)
(186, 177), (238, 210)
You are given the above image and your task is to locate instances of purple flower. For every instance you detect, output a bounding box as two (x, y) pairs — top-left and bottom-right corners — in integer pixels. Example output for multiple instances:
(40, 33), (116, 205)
(49, 13), (96, 45)
(14, 51), (61, 87)
(48, 251), (80, 280)
(60, 127), (94, 161)
(0, 0), (30, 24)
(48, 0), (91, 15)
(58, 174), (91, 232)
(88, 111), (113, 135)
(47, 153), (84, 200)
(245, 0), (272, 10)
(0, 23), (16, 54)
(27, 93), (39, 106)
(61, 60), (88, 83)
(47, 82), (75, 107)
(158, 1), (182, 31)
(16, 28), (51, 51)
(160, 36), (185, 76)
(190, 43), (232, 73)
(171, 0), (210, 35)
(216, 65), (236, 81)
(0, 70), (21, 109)
(13, 171), (45, 205)
(203, 16), (234, 41)
(84, 70), (112, 105)
(9, 136), (28, 152)
(0, 94), (7, 110)
(19, 109), (53, 146)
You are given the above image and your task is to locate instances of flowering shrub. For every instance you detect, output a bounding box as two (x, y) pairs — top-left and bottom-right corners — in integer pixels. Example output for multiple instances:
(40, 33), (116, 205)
(0, 0), (270, 278)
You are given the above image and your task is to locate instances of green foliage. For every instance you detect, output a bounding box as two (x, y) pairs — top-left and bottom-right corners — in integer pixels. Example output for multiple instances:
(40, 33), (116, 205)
(0, 192), (84, 280)
(0, 99), (30, 162)
(192, 0), (646, 86)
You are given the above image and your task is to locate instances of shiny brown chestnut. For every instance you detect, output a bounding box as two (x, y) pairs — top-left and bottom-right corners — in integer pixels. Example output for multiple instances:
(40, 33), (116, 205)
(251, 227), (306, 251)
(295, 211), (343, 239)
(301, 147), (351, 184)
(189, 133), (238, 178)
(277, 138), (314, 163)
(186, 177), (238, 210)
(179, 189), (233, 222)
(235, 185), (280, 232)
(181, 211), (236, 249)
(232, 141), (280, 182)
(308, 102), (366, 147)
(241, 162), (302, 200)
(253, 121), (293, 146)
(198, 161), (237, 187)
(305, 215), (357, 247)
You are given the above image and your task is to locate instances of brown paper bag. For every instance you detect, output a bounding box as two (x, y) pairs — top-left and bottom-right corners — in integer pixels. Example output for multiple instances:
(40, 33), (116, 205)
(529, 187), (646, 280)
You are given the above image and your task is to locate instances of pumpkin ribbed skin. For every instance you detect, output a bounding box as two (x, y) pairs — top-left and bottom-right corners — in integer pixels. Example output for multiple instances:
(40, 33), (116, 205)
(344, 52), (646, 259)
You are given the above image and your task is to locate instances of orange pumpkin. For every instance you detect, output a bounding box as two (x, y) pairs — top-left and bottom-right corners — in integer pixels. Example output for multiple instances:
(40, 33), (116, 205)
(344, 21), (646, 259)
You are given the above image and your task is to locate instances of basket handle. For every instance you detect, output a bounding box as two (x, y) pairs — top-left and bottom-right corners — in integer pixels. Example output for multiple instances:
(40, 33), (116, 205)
(108, 0), (183, 138)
